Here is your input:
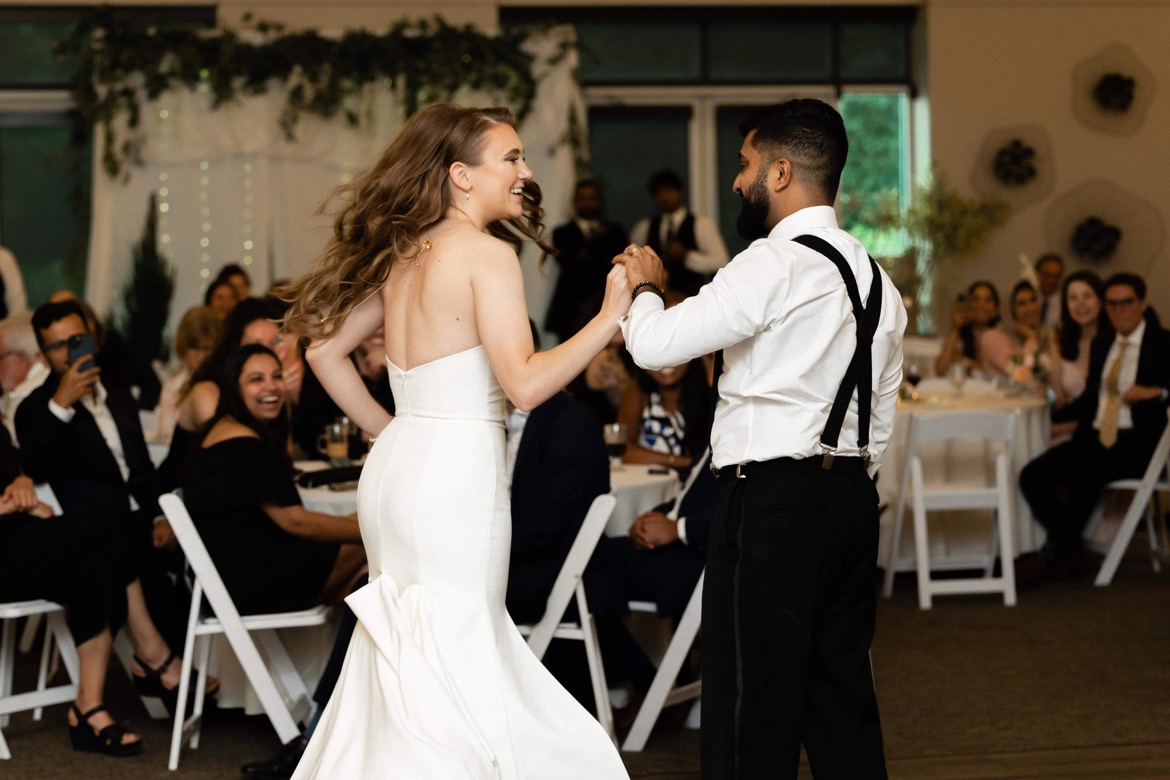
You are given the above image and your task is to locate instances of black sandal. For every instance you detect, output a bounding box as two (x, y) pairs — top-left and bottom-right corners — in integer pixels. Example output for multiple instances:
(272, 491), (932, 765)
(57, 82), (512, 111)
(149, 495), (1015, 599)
(132, 652), (219, 714)
(69, 703), (143, 757)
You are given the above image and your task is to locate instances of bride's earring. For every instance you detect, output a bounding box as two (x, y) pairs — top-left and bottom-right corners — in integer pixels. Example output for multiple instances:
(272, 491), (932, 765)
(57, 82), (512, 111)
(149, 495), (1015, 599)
(465, 185), (472, 201)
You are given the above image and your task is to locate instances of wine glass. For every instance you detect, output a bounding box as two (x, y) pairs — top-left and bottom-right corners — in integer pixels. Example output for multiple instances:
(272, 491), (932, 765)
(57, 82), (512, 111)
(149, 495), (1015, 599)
(948, 360), (968, 396)
(905, 362), (922, 400)
(602, 423), (628, 471)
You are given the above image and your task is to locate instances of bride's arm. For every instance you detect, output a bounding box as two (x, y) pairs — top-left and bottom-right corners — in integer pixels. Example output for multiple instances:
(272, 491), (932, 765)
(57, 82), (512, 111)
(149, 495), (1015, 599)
(474, 242), (631, 412)
(304, 291), (394, 438)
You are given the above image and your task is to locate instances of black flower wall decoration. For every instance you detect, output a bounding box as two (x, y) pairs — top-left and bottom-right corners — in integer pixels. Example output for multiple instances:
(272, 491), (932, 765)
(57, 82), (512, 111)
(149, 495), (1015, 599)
(1072, 217), (1122, 262)
(992, 139), (1037, 186)
(1093, 73), (1135, 112)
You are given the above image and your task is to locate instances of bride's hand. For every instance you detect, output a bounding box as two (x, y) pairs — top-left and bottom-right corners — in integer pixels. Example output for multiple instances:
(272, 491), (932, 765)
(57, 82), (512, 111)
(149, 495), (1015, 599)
(600, 264), (632, 321)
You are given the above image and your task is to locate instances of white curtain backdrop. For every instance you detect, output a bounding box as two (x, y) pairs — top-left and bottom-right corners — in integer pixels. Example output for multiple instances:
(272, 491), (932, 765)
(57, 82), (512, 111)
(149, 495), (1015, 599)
(85, 25), (583, 346)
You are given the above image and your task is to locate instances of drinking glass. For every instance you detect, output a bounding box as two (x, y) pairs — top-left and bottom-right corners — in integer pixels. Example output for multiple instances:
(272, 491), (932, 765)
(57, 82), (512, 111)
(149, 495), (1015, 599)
(948, 360), (968, 395)
(602, 423), (628, 471)
(317, 421), (350, 464)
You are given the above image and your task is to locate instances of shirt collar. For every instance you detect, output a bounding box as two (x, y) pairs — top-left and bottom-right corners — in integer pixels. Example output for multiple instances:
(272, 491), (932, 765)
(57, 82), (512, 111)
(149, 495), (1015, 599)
(663, 207), (689, 227)
(1117, 319), (1146, 348)
(768, 205), (840, 242)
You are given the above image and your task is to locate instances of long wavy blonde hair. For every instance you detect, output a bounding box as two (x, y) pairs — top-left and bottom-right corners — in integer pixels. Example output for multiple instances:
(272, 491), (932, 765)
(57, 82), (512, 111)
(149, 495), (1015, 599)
(276, 102), (554, 341)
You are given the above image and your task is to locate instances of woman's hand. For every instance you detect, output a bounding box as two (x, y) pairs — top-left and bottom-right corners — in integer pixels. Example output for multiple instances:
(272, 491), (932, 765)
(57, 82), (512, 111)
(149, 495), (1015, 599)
(599, 263), (632, 321)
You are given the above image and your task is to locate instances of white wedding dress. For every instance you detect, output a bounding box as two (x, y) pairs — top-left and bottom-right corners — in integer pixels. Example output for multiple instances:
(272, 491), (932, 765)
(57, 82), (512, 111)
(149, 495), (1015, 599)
(292, 345), (629, 779)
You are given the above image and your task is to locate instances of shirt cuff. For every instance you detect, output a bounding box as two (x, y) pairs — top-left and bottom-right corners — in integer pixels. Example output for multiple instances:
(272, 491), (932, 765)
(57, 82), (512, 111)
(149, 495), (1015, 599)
(48, 399), (75, 423)
(676, 516), (688, 545)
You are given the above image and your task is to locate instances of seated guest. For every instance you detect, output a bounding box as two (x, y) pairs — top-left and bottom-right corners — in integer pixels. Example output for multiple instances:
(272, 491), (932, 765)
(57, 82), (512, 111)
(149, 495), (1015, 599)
(184, 344), (364, 614)
(617, 357), (712, 474)
(46, 289), (137, 394)
(610, 447), (716, 620)
(935, 280), (1005, 378)
(1017, 273), (1170, 586)
(293, 327), (394, 461)
(1053, 270), (1111, 408)
(567, 331), (631, 426)
(0, 310), (51, 433)
(204, 278), (239, 320)
(16, 299), (189, 650)
(156, 306), (221, 441)
(981, 280), (1058, 393)
(165, 297), (301, 489)
(213, 262), (253, 301)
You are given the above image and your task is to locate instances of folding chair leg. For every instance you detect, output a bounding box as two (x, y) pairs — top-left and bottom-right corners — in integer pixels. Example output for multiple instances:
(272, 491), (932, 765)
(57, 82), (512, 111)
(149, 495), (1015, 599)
(911, 462), (933, 610)
(622, 573), (704, 752)
(0, 618), (14, 729)
(1096, 493), (1156, 586)
(33, 622), (54, 721)
(0, 722), (10, 760)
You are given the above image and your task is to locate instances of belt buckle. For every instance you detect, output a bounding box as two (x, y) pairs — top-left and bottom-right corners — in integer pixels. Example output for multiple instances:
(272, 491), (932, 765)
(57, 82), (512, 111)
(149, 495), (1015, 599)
(735, 463), (745, 479)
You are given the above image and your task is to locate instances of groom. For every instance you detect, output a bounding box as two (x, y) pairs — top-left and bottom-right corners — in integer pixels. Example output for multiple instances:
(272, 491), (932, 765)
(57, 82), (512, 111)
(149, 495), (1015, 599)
(618, 99), (905, 779)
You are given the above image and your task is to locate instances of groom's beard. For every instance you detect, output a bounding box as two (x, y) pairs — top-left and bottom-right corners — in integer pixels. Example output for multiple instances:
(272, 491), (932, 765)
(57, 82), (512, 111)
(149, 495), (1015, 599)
(735, 173), (771, 240)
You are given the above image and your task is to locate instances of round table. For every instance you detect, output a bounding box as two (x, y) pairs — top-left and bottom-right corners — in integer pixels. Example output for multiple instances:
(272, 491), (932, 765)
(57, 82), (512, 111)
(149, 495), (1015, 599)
(878, 389), (1050, 565)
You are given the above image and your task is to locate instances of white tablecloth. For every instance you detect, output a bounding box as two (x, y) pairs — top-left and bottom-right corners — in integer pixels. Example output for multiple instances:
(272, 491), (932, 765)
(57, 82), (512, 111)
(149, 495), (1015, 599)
(878, 390), (1051, 566)
(296, 460), (678, 539)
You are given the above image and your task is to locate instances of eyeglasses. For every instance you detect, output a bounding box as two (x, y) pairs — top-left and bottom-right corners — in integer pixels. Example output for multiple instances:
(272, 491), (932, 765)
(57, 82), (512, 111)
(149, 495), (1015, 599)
(1104, 297), (1139, 310)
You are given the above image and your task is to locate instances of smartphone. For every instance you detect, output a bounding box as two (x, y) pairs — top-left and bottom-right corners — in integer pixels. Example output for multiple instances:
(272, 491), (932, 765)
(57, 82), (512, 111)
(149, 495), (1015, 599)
(68, 333), (95, 372)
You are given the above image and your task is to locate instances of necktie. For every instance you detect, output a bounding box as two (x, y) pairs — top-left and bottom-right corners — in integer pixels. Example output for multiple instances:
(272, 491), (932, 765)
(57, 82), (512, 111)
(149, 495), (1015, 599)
(1098, 339), (1129, 448)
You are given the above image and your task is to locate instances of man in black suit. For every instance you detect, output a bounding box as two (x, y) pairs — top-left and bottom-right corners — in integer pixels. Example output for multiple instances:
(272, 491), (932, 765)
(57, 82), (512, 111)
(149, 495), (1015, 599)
(1018, 272), (1170, 585)
(15, 299), (185, 646)
(544, 180), (629, 345)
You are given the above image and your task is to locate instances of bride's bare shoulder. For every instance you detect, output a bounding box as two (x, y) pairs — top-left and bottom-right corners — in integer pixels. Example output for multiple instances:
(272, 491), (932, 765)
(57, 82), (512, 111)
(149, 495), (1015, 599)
(450, 229), (520, 270)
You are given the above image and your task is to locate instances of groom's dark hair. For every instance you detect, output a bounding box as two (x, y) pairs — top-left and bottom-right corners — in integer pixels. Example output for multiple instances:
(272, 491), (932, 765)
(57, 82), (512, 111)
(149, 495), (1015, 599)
(740, 99), (849, 202)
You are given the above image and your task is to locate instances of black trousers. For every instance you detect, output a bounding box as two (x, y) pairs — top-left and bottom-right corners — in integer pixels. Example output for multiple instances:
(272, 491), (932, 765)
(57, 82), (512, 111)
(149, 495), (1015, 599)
(0, 513), (128, 645)
(1019, 430), (1152, 554)
(702, 458), (886, 780)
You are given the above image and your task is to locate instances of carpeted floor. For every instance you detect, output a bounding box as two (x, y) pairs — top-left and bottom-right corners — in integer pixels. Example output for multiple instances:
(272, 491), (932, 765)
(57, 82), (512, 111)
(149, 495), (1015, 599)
(2, 548), (1168, 779)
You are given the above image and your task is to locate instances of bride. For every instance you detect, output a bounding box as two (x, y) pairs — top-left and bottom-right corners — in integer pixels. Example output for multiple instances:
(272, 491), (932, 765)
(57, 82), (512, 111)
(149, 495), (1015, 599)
(279, 103), (632, 778)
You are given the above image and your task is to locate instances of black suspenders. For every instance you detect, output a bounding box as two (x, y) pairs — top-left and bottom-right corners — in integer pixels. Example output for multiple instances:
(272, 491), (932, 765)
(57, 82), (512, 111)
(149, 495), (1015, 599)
(791, 234), (883, 470)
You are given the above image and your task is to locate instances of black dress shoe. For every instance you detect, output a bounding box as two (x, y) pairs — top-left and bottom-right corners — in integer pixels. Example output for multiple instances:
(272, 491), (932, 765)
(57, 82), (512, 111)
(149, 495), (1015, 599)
(241, 735), (308, 779)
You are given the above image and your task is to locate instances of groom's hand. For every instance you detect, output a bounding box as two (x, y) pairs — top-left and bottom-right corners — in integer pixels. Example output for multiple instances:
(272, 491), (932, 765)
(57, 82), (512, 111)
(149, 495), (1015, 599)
(614, 244), (667, 297)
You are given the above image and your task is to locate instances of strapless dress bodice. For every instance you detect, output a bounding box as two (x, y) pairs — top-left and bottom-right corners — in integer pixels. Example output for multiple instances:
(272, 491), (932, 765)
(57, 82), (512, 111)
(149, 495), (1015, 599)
(387, 345), (504, 422)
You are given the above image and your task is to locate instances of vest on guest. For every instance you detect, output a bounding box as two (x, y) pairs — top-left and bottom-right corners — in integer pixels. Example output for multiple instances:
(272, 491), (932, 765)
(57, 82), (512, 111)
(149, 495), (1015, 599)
(645, 212), (704, 296)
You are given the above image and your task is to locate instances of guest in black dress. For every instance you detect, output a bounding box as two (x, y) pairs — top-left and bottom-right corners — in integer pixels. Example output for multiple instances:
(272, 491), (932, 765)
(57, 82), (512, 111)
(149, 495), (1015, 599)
(184, 344), (365, 615)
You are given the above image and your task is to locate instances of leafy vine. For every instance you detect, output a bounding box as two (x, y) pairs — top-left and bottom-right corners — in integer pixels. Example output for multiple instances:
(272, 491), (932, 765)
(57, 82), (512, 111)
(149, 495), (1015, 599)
(56, 11), (553, 179)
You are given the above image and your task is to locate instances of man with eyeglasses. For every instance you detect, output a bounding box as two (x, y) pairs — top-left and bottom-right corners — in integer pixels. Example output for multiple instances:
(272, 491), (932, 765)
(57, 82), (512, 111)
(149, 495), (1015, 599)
(14, 299), (186, 648)
(1017, 272), (1170, 587)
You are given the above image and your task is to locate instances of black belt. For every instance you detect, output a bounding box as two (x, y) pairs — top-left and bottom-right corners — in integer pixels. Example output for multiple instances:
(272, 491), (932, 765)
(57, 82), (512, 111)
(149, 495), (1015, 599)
(711, 455), (867, 482)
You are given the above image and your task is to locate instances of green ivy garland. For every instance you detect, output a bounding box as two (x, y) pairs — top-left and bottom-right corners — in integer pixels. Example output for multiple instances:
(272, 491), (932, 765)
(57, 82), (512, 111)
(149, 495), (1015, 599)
(56, 11), (554, 179)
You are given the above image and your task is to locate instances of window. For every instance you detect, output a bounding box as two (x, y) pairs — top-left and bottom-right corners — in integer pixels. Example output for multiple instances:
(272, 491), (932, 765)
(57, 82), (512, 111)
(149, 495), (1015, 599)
(503, 7), (916, 261)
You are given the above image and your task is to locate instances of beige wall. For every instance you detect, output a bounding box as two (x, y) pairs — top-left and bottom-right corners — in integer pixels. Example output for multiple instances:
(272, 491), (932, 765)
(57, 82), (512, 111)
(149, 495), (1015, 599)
(927, 0), (1170, 319)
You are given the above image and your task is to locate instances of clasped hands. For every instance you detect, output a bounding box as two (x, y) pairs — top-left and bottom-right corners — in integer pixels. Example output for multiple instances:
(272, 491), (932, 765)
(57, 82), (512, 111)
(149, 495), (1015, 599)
(613, 244), (668, 299)
(629, 510), (679, 551)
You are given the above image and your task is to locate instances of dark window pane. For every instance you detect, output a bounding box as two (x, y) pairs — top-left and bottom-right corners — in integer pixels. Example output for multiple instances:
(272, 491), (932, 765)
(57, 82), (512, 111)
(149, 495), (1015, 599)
(0, 22), (78, 86)
(577, 22), (702, 83)
(585, 106), (691, 234)
(708, 22), (831, 82)
(839, 21), (908, 81)
(0, 122), (90, 302)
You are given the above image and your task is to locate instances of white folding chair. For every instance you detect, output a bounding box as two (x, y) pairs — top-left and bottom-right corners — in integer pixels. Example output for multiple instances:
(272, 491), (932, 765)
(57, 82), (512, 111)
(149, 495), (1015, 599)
(0, 600), (81, 760)
(620, 570), (703, 752)
(883, 410), (1018, 609)
(160, 492), (331, 770)
(1086, 410), (1170, 586)
(515, 493), (617, 744)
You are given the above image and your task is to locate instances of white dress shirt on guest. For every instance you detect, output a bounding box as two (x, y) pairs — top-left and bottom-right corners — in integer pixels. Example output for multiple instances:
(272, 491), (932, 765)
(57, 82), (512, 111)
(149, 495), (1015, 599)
(629, 207), (730, 275)
(1093, 320), (1144, 433)
(622, 205), (907, 476)
(48, 380), (139, 510)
